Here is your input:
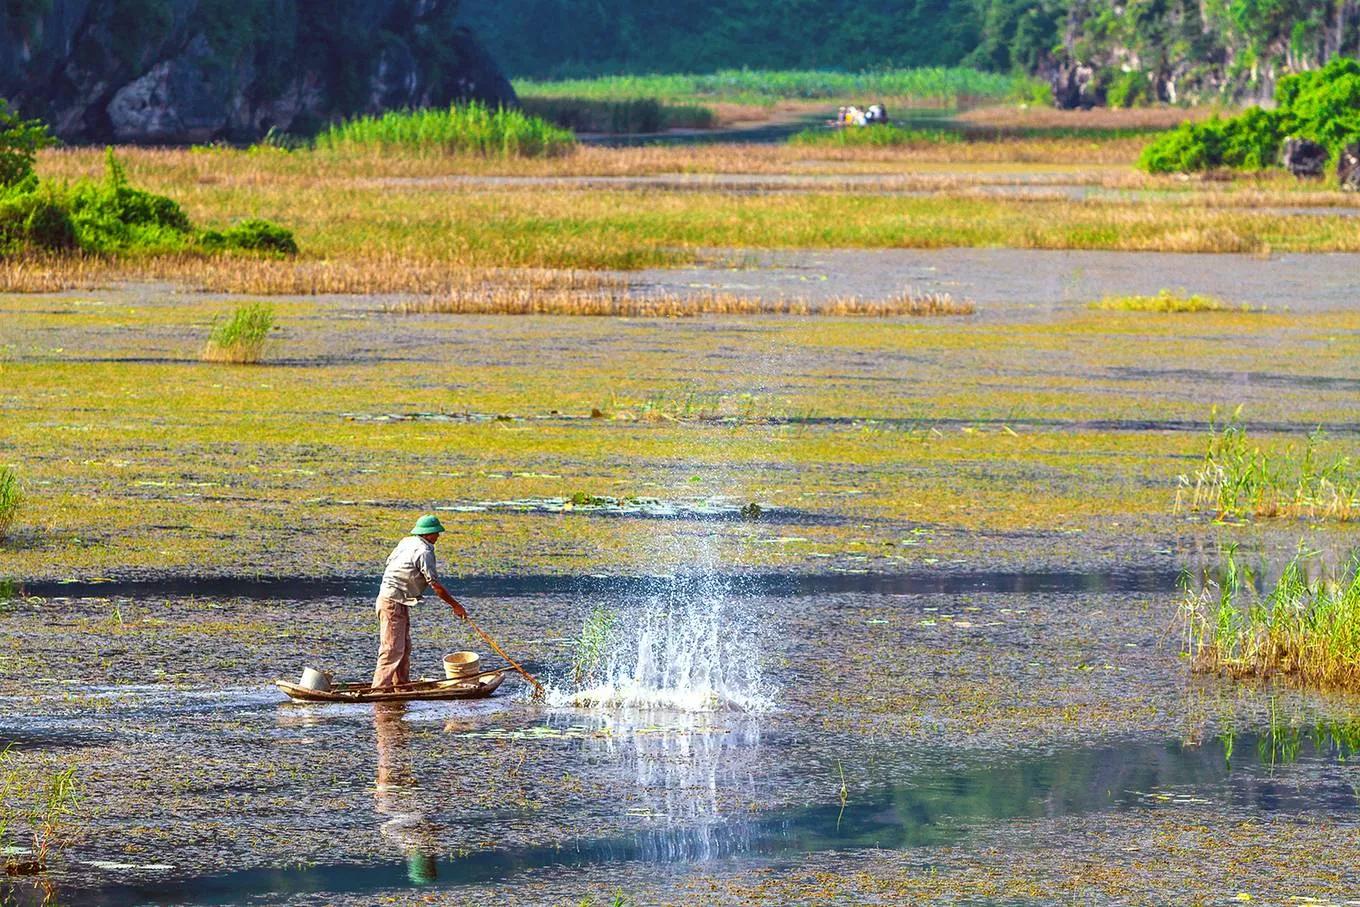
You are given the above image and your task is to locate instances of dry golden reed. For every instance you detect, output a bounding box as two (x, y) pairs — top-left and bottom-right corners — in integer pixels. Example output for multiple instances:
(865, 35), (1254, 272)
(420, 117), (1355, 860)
(390, 281), (975, 317)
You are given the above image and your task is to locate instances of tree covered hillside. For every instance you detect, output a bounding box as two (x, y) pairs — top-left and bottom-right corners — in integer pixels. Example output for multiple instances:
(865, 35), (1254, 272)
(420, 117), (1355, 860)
(462, 0), (1360, 106)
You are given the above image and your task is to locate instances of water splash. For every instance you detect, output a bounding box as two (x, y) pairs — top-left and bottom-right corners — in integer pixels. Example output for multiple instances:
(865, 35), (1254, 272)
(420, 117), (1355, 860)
(548, 579), (773, 712)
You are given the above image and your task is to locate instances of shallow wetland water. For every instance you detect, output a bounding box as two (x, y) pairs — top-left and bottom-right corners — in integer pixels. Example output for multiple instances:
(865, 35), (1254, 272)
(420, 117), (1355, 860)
(4, 161), (1360, 902)
(5, 582), (1360, 905)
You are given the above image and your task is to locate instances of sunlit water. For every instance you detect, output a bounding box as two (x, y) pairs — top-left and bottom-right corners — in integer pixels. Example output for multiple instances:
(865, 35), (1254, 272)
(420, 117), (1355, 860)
(548, 581), (774, 712)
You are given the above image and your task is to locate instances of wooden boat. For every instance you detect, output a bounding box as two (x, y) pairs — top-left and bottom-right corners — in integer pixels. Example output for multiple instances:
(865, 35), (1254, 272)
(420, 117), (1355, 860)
(276, 669), (507, 703)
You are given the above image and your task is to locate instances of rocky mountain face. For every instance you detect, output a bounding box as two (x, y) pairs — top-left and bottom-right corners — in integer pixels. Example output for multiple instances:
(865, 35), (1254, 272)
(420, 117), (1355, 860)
(0, 0), (516, 143)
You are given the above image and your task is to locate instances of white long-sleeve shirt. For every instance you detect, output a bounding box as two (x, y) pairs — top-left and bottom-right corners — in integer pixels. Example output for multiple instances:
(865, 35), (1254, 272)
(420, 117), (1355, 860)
(378, 536), (440, 604)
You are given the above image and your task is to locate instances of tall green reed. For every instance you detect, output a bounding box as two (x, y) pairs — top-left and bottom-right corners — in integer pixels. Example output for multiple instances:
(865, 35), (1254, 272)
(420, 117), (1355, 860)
(1176, 407), (1359, 521)
(1181, 544), (1360, 690)
(0, 465), (20, 543)
(203, 302), (275, 364)
(315, 103), (576, 158)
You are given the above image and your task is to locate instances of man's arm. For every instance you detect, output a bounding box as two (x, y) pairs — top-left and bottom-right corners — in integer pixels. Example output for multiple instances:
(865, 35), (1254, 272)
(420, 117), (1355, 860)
(417, 546), (467, 618)
(431, 579), (467, 619)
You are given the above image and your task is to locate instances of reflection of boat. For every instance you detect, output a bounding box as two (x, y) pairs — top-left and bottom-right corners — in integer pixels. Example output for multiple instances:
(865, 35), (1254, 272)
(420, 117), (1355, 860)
(275, 670), (506, 703)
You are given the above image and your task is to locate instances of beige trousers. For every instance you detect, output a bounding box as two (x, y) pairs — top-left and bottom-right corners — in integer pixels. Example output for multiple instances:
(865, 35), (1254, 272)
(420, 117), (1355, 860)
(372, 596), (412, 688)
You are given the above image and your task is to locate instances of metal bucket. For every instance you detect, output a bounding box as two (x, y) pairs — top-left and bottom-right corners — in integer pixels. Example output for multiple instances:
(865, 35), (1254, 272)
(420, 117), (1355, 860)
(443, 651), (480, 680)
(299, 667), (332, 691)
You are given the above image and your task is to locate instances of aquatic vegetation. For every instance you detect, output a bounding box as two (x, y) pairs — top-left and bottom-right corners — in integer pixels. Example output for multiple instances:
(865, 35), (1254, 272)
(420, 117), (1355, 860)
(789, 125), (962, 147)
(0, 465), (19, 543)
(202, 302), (275, 364)
(1176, 410), (1359, 521)
(315, 103), (576, 158)
(578, 893), (631, 907)
(0, 746), (80, 876)
(568, 492), (612, 507)
(1181, 545), (1360, 690)
(1090, 290), (1237, 312)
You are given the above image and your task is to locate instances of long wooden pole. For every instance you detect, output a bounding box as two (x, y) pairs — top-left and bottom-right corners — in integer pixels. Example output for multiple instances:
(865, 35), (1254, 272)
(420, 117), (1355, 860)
(460, 611), (546, 698)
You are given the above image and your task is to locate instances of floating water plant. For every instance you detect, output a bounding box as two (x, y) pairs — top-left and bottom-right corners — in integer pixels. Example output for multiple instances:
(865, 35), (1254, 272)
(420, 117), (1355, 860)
(1090, 289), (1240, 313)
(1181, 545), (1360, 691)
(1176, 409), (1359, 521)
(0, 466), (18, 543)
(202, 302), (275, 364)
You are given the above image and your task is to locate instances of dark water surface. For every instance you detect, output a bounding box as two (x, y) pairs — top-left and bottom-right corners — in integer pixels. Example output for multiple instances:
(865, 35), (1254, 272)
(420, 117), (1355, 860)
(55, 725), (1360, 905)
(20, 567), (1183, 601)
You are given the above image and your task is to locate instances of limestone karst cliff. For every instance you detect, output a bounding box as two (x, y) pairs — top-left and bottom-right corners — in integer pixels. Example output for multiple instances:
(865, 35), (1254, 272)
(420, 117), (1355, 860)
(0, 0), (516, 143)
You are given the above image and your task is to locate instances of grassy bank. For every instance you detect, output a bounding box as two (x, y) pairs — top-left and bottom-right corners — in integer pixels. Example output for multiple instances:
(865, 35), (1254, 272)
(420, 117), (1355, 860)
(11, 145), (1360, 291)
(513, 67), (1033, 108)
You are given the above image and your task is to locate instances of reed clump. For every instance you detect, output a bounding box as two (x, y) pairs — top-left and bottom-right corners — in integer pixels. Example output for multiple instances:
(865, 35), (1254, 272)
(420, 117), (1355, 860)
(391, 282), (975, 317)
(315, 103), (576, 158)
(0, 745), (80, 876)
(1176, 409), (1360, 521)
(202, 302), (275, 364)
(1090, 289), (1240, 312)
(0, 466), (19, 543)
(1182, 546), (1360, 690)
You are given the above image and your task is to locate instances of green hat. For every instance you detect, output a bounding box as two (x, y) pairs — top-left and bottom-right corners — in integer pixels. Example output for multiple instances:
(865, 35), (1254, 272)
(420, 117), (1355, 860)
(410, 514), (447, 536)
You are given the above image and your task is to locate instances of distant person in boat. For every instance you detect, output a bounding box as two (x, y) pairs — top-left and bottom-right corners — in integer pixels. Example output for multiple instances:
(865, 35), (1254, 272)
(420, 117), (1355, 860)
(373, 515), (468, 688)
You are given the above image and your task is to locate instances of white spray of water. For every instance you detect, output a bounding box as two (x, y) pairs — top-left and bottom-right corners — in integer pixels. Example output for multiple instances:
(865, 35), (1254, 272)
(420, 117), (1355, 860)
(551, 579), (773, 712)
(546, 490), (779, 712)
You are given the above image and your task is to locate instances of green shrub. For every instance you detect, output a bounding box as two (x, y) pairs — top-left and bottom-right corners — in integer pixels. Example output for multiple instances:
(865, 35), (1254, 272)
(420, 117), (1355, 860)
(315, 102), (576, 158)
(1107, 70), (1153, 109)
(61, 148), (195, 253)
(1140, 56), (1360, 173)
(1139, 108), (1287, 173)
(0, 466), (21, 543)
(0, 99), (55, 189)
(0, 189), (77, 254)
(200, 218), (298, 255)
(203, 302), (275, 364)
(0, 147), (297, 258)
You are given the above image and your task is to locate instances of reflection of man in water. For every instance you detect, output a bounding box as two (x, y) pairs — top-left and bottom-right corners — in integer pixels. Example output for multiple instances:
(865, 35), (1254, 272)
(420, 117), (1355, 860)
(373, 703), (438, 884)
(373, 514), (469, 688)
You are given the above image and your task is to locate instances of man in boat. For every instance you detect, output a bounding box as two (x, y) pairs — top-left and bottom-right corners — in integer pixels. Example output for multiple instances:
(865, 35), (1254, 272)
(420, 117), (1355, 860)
(373, 515), (467, 688)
